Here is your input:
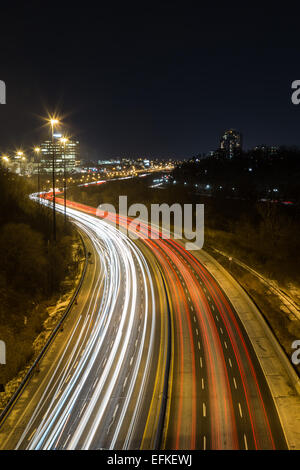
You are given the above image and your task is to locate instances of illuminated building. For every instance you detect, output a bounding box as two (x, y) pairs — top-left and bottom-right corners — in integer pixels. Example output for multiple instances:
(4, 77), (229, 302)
(39, 134), (80, 173)
(220, 129), (242, 158)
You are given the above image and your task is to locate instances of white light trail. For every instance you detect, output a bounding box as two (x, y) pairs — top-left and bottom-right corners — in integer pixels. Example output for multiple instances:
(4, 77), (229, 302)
(17, 195), (156, 449)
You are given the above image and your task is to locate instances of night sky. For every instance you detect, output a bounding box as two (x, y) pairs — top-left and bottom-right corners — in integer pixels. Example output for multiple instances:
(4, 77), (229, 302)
(1, 2), (300, 160)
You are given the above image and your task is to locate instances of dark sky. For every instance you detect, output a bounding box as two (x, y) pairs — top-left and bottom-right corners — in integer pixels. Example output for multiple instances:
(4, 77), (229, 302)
(1, 2), (300, 160)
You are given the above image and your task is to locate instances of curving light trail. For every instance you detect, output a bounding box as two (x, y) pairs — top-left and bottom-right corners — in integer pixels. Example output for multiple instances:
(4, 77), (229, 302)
(49, 195), (287, 450)
(15, 195), (158, 450)
(2, 192), (287, 451)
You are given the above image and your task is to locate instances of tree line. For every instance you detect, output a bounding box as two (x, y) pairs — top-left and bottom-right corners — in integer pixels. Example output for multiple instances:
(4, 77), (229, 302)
(0, 165), (79, 385)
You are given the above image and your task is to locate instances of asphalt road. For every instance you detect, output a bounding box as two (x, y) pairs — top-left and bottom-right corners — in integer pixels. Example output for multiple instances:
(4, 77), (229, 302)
(0, 202), (168, 450)
(0, 195), (288, 450)
(107, 211), (287, 450)
(159, 238), (288, 450)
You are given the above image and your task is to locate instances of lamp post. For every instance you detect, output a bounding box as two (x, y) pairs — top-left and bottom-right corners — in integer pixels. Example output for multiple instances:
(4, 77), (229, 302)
(34, 147), (41, 196)
(60, 137), (68, 225)
(21, 155), (26, 175)
(49, 118), (59, 242)
(1, 155), (9, 167)
(16, 151), (24, 175)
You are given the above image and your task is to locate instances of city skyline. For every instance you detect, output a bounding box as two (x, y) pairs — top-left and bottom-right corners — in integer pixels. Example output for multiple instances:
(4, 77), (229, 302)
(0, 4), (300, 158)
(0, 123), (294, 165)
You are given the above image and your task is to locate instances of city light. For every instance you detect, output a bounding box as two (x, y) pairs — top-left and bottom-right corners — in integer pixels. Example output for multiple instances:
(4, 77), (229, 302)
(49, 118), (60, 127)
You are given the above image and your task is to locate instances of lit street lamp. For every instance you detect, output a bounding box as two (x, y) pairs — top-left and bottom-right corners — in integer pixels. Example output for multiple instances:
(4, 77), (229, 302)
(16, 151), (25, 175)
(34, 147), (41, 196)
(59, 137), (68, 224)
(49, 118), (60, 242)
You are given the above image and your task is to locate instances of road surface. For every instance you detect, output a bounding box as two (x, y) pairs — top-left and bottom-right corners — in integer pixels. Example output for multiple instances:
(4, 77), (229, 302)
(0, 195), (288, 450)
(0, 201), (168, 449)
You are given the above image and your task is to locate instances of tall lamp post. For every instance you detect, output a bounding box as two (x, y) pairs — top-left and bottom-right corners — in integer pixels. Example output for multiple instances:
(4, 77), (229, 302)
(34, 147), (41, 197)
(59, 137), (68, 225)
(1, 155), (9, 168)
(16, 151), (24, 175)
(49, 118), (59, 242)
(21, 155), (26, 175)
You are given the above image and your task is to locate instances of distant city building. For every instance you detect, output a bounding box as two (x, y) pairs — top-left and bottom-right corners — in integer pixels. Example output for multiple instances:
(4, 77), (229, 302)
(253, 145), (278, 155)
(220, 129), (242, 158)
(40, 135), (79, 173)
(98, 159), (121, 165)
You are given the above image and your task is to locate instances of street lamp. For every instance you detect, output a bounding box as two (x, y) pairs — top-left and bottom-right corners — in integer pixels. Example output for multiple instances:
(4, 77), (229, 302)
(1, 155), (10, 174)
(21, 156), (26, 176)
(59, 137), (68, 224)
(16, 151), (24, 175)
(48, 117), (60, 242)
(34, 147), (41, 196)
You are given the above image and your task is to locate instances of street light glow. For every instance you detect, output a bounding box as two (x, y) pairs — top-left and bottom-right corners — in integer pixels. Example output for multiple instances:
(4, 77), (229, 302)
(49, 118), (59, 126)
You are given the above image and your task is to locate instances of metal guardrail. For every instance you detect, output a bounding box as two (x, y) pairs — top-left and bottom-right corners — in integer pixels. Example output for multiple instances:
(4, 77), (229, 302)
(212, 247), (300, 321)
(0, 231), (88, 429)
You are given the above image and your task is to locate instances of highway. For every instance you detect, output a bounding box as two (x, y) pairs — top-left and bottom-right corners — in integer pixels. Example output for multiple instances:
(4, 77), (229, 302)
(0, 200), (169, 450)
(90, 206), (287, 450)
(0, 194), (288, 450)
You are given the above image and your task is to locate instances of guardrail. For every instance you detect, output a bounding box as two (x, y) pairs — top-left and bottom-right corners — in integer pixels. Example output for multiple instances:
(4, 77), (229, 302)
(0, 230), (88, 429)
(212, 247), (300, 321)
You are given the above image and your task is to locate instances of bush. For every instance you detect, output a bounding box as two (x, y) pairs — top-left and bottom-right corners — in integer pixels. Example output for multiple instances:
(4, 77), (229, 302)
(0, 223), (48, 294)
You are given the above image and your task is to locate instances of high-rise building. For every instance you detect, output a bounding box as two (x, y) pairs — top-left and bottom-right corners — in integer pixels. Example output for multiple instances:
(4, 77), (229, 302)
(220, 129), (242, 158)
(39, 134), (80, 173)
